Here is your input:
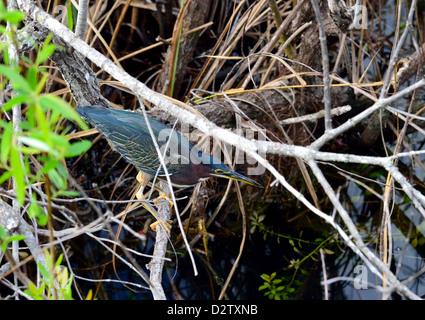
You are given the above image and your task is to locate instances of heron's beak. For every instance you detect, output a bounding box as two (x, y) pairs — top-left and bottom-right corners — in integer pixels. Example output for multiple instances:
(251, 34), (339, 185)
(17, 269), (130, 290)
(211, 170), (263, 188)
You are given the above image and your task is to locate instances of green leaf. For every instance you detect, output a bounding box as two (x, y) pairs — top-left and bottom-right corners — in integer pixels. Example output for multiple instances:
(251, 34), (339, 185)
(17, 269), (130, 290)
(0, 65), (32, 95)
(1, 122), (12, 163)
(18, 136), (58, 156)
(2, 43), (9, 66)
(55, 190), (80, 197)
(39, 95), (88, 129)
(26, 102), (36, 127)
(26, 66), (38, 91)
(260, 274), (270, 281)
(28, 198), (48, 226)
(7, 234), (26, 243)
(17, 146), (44, 155)
(40, 159), (60, 175)
(34, 103), (50, 142)
(37, 42), (55, 65)
(258, 284), (269, 291)
(3, 10), (25, 23)
(36, 72), (50, 94)
(37, 213), (49, 226)
(48, 169), (66, 190)
(64, 140), (91, 158)
(55, 254), (64, 267)
(67, 6), (74, 31)
(56, 162), (68, 179)
(0, 226), (7, 239)
(1, 94), (29, 112)
(0, 171), (13, 185)
(27, 131), (69, 152)
(38, 262), (50, 279)
(26, 282), (40, 295)
(10, 148), (25, 205)
(49, 133), (70, 149)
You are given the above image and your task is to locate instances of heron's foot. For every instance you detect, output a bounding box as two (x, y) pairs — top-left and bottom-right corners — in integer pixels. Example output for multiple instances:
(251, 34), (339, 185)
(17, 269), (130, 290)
(135, 171), (173, 236)
(150, 219), (173, 236)
(136, 171), (156, 200)
(139, 201), (172, 236)
(151, 193), (173, 236)
(136, 171), (149, 184)
(153, 192), (174, 208)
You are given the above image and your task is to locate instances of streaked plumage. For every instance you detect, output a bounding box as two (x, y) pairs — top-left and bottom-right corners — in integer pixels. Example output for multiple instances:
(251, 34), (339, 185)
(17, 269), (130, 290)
(76, 105), (262, 188)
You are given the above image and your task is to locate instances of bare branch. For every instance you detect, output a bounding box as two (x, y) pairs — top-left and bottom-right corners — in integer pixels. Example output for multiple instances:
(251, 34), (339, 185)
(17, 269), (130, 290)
(311, 0), (332, 131)
(74, 0), (89, 39)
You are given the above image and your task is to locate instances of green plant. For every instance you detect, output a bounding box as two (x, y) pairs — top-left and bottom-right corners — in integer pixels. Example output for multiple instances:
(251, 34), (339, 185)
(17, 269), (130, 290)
(0, 0), (90, 299)
(251, 211), (338, 299)
(259, 271), (299, 300)
(0, 28), (90, 219)
(0, 225), (25, 252)
(24, 250), (74, 300)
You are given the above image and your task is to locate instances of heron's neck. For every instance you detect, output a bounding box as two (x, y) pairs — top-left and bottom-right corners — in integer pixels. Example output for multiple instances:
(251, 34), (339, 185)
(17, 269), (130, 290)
(168, 163), (210, 187)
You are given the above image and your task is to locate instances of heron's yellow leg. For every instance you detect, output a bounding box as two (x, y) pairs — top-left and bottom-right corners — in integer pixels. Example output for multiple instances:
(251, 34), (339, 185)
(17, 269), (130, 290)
(153, 191), (174, 209)
(136, 171), (150, 200)
(136, 171), (172, 235)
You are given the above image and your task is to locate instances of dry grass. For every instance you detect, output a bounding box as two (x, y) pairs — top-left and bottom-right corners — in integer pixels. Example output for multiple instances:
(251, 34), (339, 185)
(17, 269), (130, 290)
(2, 0), (425, 300)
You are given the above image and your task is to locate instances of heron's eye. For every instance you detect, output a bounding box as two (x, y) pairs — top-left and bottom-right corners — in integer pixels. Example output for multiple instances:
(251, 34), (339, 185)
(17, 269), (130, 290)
(215, 169), (224, 174)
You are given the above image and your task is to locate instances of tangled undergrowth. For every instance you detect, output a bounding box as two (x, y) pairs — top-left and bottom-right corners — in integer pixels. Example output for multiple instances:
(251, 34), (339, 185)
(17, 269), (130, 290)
(1, 0), (425, 300)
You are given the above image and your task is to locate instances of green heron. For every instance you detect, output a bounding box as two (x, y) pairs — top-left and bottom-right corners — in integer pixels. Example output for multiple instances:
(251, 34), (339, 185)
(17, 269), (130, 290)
(76, 105), (262, 233)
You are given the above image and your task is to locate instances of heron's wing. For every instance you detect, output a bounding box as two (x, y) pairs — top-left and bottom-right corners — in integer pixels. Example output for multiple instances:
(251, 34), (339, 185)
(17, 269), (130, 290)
(80, 107), (193, 176)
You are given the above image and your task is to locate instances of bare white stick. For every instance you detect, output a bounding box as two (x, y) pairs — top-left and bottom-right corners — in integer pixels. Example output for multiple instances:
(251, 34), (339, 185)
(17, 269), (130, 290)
(280, 106), (351, 125)
(311, 0), (332, 131)
(320, 248), (328, 300)
(74, 0), (89, 39)
(307, 159), (421, 300)
(379, 0), (417, 99)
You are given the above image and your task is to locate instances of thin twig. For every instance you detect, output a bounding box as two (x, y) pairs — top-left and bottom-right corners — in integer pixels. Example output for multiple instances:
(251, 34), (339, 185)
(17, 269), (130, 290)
(379, 0), (417, 99)
(311, 0), (332, 131)
(307, 159), (421, 300)
(75, 0), (89, 39)
(320, 248), (328, 300)
(280, 105), (351, 125)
